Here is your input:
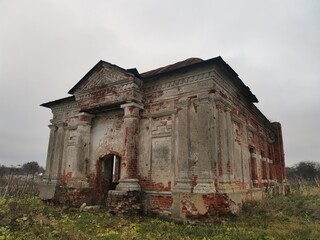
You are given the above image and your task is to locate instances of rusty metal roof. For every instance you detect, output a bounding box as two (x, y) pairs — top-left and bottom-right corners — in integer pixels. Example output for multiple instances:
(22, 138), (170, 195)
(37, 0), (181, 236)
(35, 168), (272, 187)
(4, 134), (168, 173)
(141, 58), (203, 78)
(141, 56), (258, 103)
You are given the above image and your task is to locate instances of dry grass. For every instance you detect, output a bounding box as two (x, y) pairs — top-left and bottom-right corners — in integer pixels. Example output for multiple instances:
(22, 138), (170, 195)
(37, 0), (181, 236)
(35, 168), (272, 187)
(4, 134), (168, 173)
(0, 188), (320, 239)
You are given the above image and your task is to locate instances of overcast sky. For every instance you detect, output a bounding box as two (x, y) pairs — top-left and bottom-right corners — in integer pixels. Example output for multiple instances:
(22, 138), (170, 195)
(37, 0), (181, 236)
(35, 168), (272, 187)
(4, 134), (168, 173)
(0, 0), (319, 168)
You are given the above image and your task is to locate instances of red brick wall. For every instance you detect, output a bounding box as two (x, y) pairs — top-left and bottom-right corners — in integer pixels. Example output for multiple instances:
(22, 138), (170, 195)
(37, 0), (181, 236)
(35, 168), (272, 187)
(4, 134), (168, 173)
(149, 195), (172, 215)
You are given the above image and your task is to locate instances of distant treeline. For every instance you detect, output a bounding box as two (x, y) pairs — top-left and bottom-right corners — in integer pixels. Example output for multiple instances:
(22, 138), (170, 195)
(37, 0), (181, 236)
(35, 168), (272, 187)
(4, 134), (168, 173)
(1, 160), (319, 185)
(0, 161), (44, 176)
(286, 161), (320, 187)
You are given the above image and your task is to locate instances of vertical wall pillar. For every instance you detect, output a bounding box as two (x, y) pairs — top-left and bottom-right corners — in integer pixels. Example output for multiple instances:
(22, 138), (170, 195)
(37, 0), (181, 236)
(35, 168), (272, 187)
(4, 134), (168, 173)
(75, 112), (94, 178)
(116, 102), (144, 191)
(225, 105), (235, 181)
(215, 98), (234, 190)
(61, 112), (94, 189)
(250, 147), (258, 188)
(39, 121), (65, 200)
(272, 122), (286, 182)
(192, 95), (215, 193)
(50, 122), (66, 180)
(172, 98), (191, 219)
(43, 123), (57, 179)
(172, 98), (192, 192)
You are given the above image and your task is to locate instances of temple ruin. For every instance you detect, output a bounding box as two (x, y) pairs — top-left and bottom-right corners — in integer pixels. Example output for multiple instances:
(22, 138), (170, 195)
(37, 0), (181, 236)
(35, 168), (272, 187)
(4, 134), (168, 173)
(39, 56), (286, 221)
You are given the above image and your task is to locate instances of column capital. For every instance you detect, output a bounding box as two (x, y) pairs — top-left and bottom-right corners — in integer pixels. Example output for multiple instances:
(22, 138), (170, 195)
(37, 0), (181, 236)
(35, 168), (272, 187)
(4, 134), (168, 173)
(191, 95), (210, 105)
(76, 112), (95, 118)
(120, 102), (144, 110)
(48, 124), (57, 130)
(76, 112), (95, 125)
(175, 98), (190, 108)
(214, 96), (232, 109)
(121, 102), (144, 118)
(49, 119), (67, 127)
(56, 122), (67, 128)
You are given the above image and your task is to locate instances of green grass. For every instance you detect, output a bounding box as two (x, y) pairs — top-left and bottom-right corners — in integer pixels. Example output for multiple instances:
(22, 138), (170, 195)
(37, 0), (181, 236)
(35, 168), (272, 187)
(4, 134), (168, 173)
(1, 191), (320, 240)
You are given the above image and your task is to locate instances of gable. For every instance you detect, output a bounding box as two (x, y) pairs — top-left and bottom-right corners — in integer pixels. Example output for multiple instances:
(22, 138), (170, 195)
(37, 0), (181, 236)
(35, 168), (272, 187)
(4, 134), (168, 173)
(68, 61), (137, 95)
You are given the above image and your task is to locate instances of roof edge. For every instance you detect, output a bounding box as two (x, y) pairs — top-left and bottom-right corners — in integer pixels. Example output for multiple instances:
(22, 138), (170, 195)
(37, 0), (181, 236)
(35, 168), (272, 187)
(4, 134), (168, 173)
(141, 56), (258, 103)
(41, 96), (75, 108)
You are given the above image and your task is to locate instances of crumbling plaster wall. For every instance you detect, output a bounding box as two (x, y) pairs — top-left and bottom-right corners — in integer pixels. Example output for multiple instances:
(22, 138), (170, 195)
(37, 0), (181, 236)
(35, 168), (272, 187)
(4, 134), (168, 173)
(89, 110), (124, 173)
(138, 63), (284, 218)
(40, 60), (285, 220)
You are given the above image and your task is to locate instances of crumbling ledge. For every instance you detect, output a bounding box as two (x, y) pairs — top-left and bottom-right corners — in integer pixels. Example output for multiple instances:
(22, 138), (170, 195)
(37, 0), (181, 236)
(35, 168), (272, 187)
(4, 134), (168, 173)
(171, 192), (240, 223)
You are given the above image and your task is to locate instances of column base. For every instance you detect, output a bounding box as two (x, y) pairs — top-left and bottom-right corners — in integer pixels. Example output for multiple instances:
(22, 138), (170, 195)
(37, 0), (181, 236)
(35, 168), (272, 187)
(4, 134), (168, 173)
(39, 178), (59, 200)
(116, 178), (141, 191)
(172, 179), (192, 193)
(193, 180), (215, 193)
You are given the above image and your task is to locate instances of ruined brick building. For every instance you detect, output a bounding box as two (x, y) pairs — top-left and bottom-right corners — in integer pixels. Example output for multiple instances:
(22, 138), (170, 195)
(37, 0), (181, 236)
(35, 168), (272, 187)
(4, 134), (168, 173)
(39, 56), (286, 221)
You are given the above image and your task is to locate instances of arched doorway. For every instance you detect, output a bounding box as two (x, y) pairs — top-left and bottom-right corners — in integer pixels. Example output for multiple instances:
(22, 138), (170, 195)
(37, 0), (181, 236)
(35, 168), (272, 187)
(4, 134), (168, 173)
(100, 154), (121, 191)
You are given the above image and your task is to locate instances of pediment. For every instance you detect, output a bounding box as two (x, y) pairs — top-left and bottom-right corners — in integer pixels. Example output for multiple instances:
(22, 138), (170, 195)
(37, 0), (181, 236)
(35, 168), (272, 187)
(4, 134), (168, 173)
(68, 61), (134, 95)
(79, 66), (128, 93)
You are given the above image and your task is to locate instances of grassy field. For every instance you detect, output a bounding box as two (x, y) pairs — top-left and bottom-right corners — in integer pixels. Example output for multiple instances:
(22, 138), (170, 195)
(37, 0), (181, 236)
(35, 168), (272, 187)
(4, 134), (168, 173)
(0, 189), (320, 240)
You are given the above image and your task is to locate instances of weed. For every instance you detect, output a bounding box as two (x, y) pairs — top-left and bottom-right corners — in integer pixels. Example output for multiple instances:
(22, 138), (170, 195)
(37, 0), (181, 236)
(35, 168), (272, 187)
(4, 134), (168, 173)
(0, 189), (320, 239)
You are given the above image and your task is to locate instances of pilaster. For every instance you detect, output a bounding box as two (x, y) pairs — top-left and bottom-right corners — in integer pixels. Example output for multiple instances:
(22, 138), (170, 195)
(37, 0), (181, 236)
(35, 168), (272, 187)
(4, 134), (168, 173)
(172, 98), (192, 193)
(43, 123), (57, 179)
(74, 112), (94, 177)
(39, 121), (65, 200)
(116, 102), (144, 191)
(215, 97), (234, 189)
(191, 95), (215, 193)
(50, 121), (67, 180)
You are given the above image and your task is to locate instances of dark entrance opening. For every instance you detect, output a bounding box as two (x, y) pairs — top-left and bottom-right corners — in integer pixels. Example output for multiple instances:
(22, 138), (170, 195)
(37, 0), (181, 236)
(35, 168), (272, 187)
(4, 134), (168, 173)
(101, 154), (121, 191)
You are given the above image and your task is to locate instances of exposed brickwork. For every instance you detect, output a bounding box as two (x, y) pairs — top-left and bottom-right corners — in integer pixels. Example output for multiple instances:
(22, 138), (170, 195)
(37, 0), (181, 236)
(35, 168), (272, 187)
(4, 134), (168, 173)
(180, 193), (239, 222)
(149, 195), (172, 215)
(140, 171), (171, 191)
(107, 191), (142, 215)
(57, 187), (94, 206)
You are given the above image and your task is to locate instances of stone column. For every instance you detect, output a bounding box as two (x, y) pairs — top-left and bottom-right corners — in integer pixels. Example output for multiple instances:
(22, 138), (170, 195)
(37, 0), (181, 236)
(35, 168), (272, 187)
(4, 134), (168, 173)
(75, 112), (94, 178)
(271, 122), (285, 182)
(43, 123), (57, 179)
(216, 98), (234, 187)
(172, 98), (192, 192)
(225, 105), (235, 181)
(39, 121), (65, 200)
(116, 102), (144, 191)
(50, 122), (66, 180)
(171, 98), (192, 219)
(250, 147), (258, 188)
(191, 95), (215, 193)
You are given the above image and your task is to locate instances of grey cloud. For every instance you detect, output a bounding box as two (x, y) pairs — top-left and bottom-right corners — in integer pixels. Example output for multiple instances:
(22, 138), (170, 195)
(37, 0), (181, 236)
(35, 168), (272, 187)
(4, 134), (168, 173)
(0, 0), (319, 167)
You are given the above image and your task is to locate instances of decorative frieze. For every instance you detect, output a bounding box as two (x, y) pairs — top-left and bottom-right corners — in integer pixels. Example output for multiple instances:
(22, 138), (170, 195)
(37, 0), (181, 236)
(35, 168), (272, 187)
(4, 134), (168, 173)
(144, 68), (239, 101)
(144, 71), (215, 93)
(52, 102), (78, 114)
(76, 80), (141, 103)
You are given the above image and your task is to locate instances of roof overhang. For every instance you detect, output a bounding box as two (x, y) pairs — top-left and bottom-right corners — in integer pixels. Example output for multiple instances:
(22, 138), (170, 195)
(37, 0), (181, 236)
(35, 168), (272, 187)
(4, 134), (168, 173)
(41, 96), (75, 108)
